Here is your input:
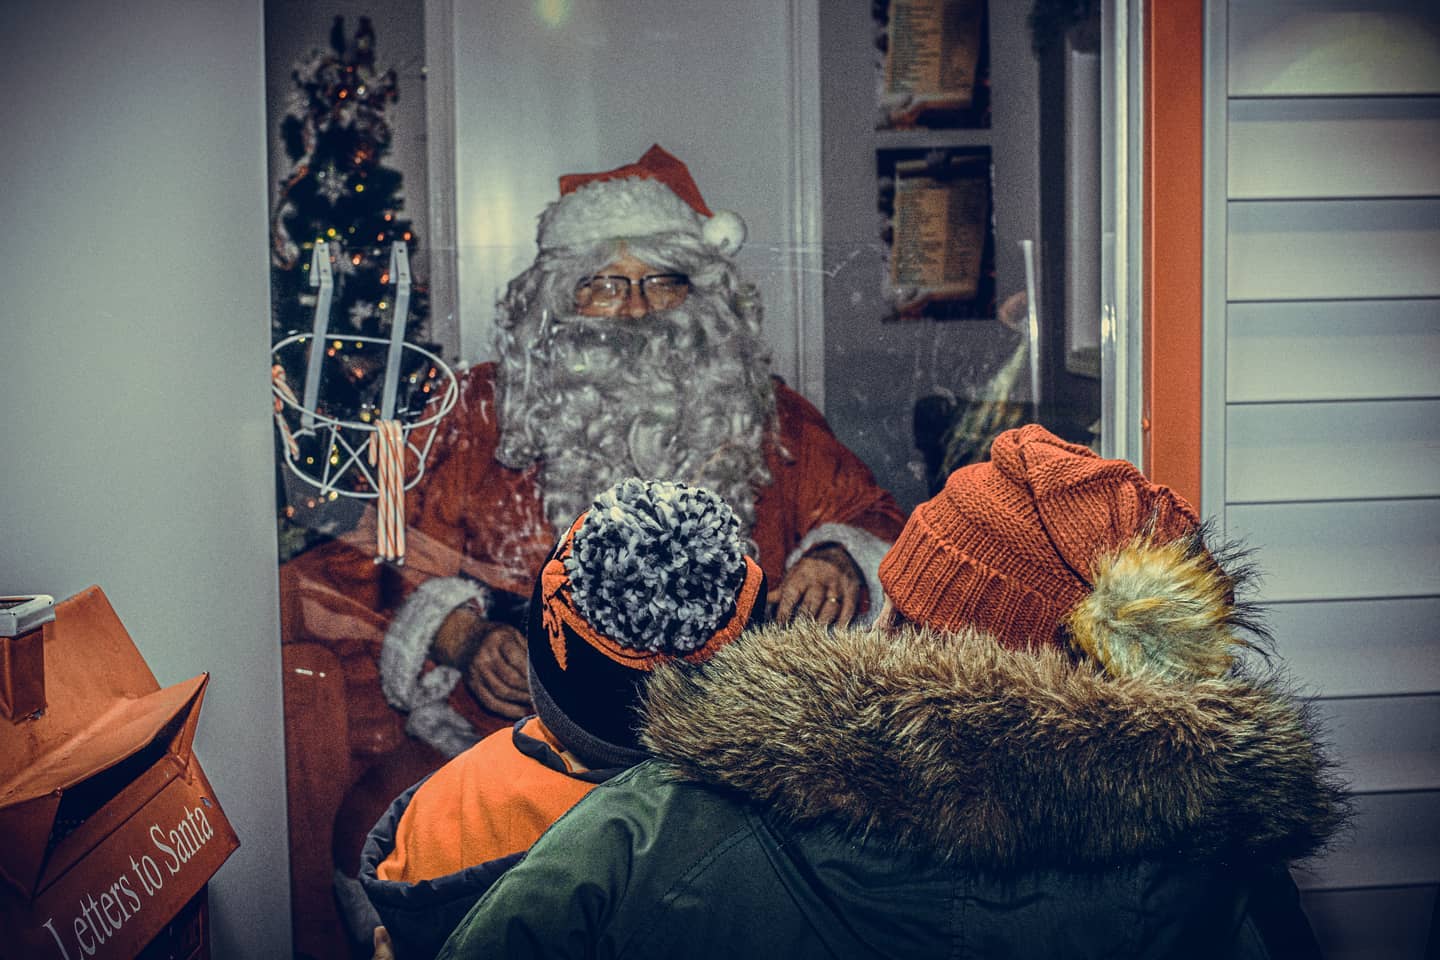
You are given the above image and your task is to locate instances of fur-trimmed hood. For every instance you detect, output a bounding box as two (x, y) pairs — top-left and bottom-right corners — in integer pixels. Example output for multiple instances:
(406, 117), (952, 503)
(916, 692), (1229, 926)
(641, 619), (1349, 872)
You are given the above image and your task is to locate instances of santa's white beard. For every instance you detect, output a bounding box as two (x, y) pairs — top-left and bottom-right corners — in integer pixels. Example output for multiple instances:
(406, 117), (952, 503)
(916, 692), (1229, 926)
(498, 301), (773, 539)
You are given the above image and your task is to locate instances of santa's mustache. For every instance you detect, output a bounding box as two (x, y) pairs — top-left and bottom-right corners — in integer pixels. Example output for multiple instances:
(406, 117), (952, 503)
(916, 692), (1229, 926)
(542, 310), (698, 384)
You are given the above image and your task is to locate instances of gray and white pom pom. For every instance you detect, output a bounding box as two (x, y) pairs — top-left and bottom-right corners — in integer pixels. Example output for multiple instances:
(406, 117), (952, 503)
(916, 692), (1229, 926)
(566, 478), (748, 654)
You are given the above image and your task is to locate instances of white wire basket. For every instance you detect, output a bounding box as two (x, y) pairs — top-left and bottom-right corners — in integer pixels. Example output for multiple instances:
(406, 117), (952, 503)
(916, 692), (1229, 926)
(270, 240), (459, 509)
(270, 332), (458, 500)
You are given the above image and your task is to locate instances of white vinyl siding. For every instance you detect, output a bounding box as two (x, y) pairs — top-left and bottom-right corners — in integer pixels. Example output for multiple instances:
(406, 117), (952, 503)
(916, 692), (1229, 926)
(1229, 98), (1440, 200)
(1305, 886), (1437, 959)
(1226, 500), (1440, 600)
(1207, 3), (1440, 956)
(1226, 299), (1440, 402)
(1227, 199), (1440, 301)
(1295, 792), (1440, 889)
(1226, 399), (1440, 502)
(1266, 598), (1440, 696)
(1311, 696), (1440, 793)
(1228, 1), (1440, 97)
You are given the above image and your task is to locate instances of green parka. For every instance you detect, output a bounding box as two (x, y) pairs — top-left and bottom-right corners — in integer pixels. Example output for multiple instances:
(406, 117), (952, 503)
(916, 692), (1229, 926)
(438, 619), (1347, 959)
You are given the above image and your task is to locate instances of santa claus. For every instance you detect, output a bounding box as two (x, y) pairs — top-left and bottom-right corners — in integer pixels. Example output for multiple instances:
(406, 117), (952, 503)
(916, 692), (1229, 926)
(278, 144), (904, 950)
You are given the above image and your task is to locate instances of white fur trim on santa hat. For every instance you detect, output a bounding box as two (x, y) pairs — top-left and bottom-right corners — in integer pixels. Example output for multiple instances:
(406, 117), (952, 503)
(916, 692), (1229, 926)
(538, 176), (746, 255)
(540, 177), (699, 250)
(379, 575), (489, 757)
(787, 523), (896, 626)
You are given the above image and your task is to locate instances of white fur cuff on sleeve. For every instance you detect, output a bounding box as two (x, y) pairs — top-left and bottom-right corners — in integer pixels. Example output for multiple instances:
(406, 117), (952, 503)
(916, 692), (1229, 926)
(379, 576), (490, 756)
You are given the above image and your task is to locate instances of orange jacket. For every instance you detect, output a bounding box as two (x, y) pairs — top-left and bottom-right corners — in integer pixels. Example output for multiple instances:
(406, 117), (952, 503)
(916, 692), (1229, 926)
(377, 716), (599, 883)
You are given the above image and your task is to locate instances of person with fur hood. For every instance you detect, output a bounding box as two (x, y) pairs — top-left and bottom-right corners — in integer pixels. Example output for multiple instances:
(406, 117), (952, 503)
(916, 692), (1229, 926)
(434, 424), (1349, 960)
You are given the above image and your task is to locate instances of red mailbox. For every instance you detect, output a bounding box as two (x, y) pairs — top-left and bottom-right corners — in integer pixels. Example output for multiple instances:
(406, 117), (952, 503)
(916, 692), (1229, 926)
(0, 586), (239, 960)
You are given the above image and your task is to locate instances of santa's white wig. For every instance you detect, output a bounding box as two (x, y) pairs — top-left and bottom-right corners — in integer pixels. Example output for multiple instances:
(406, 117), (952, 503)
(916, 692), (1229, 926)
(493, 226), (777, 540)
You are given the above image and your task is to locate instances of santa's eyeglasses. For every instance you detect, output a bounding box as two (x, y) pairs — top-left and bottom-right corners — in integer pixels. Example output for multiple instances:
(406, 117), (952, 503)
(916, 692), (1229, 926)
(574, 273), (691, 313)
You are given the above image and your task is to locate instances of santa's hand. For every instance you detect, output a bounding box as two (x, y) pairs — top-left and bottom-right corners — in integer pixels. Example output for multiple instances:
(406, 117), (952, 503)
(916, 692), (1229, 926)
(769, 544), (864, 627)
(465, 622), (531, 719)
(372, 926), (395, 960)
(433, 607), (532, 719)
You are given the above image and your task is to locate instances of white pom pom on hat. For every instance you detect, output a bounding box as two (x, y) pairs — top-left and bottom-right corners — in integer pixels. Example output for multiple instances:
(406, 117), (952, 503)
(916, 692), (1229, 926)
(537, 144), (747, 256)
(702, 208), (747, 256)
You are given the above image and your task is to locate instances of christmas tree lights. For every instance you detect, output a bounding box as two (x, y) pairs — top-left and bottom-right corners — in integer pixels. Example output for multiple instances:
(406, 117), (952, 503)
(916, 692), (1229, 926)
(268, 16), (451, 560)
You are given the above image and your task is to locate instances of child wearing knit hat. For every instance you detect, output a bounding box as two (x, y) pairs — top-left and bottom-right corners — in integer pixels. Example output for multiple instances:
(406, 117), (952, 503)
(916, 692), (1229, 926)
(875, 421), (1263, 677)
(357, 478), (766, 959)
(436, 424), (1345, 960)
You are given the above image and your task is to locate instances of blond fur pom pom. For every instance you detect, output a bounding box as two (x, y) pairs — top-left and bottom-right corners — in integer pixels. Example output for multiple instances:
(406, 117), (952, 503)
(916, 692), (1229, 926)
(1066, 533), (1249, 680)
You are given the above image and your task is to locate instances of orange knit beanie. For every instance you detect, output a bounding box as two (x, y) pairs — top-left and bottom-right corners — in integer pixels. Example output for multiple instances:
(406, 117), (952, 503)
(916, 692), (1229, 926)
(878, 424), (1199, 649)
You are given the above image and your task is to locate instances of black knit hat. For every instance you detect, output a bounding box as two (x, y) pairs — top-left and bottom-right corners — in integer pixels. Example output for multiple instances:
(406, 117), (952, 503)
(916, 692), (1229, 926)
(527, 478), (767, 769)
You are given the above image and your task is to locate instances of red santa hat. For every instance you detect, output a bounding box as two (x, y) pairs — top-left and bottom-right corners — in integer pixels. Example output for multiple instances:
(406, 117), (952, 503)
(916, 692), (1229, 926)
(537, 144), (747, 256)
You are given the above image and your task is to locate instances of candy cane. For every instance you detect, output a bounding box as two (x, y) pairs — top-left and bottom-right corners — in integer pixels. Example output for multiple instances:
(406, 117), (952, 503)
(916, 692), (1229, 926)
(368, 419), (407, 563)
(271, 364), (300, 460)
(369, 422), (394, 560)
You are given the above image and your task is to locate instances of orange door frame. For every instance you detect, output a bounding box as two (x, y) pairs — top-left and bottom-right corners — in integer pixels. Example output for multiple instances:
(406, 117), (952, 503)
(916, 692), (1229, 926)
(1142, 0), (1205, 505)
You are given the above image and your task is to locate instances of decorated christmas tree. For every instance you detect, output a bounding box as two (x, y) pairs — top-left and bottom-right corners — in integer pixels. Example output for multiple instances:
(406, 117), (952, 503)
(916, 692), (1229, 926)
(269, 16), (450, 559)
(271, 15), (438, 402)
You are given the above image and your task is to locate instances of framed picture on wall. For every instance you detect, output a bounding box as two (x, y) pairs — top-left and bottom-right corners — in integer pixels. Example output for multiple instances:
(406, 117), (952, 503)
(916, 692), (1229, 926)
(874, 0), (990, 130)
(878, 146), (995, 322)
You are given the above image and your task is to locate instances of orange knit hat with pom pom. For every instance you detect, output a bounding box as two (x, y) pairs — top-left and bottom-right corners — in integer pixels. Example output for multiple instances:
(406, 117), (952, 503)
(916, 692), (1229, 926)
(878, 424), (1199, 651)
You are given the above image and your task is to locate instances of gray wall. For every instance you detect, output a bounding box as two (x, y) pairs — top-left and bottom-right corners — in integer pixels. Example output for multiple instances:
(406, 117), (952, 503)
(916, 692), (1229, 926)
(0, 2), (291, 957)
